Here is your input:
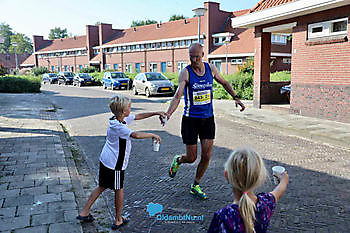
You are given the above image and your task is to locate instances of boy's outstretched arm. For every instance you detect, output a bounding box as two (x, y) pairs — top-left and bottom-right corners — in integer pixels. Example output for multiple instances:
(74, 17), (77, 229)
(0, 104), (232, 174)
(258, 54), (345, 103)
(130, 131), (161, 143)
(134, 111), (166, 120)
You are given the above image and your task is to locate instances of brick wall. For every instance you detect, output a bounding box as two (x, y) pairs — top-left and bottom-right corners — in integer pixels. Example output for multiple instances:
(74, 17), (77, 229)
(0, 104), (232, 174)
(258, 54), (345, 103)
(291, 6), (350, 123)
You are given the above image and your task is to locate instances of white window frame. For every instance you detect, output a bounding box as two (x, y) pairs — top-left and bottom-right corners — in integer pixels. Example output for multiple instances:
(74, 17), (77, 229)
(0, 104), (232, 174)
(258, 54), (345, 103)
(210, 60), (222, 73)
(231, 59), (243, 65)
(125, 63), (132, 73)
(271, 34), (287, 45)
(149, 63), (157, 72)
(177, 61), (187, 73)
(308, 17), (348, 39)
(283, 58), (291, 64)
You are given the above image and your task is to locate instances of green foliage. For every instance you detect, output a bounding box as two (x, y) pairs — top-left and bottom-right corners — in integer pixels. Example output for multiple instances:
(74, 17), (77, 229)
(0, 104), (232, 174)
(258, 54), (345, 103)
(79, 66), (97, 73)
(0, 23), (13, 53)
(48, 27), (68, 40)
(0, 64), (8, 76)
(238, 57), (254, 74)
(90, 72), (104, 85)
(31, 67), (49, 76)
(131, 20), (158, 27)
(213, 72), (253, 100)
(169, 15), (186, 21)
(270, 71), (291, 82)
(9, 33), (33, 54)
(125, 73), (137, 81)
(0, 75), (41, 93)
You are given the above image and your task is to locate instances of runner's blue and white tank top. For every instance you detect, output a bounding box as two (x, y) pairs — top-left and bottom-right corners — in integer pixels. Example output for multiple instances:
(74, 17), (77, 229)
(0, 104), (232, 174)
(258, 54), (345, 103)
(184, 62), (214, 118)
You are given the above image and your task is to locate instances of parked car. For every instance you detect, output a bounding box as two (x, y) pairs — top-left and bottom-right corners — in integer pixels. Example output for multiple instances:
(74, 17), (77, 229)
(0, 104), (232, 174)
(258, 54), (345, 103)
(102, 72), (131, 90)
(73, 73), (94, 87)
(42, 73), (58, 84)
(57, 71), (75, 85)
(133, 72), (174, 97)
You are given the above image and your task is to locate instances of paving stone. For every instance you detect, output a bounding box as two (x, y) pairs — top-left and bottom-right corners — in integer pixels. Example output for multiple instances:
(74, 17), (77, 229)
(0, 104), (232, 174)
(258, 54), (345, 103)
(23, 173), (48, 181)
(49, 222), (82, 233)
(17, 203), (48, 216)
(8, 180), (35, 189)
(0, 174), (24, 183)
(3, 195), (34, 208)
(35, 193), (61, 203)
(0, 206), (16, 218)
(0, 182), (9, 190)
(48, 184), (72, 193)
(31, 211), (65, 226)
(61, 192), (75, 201)
(21, 186), (47, 196)
(48, 200), (77, 212)
(34, 177), (59, 187)
(14, 225), (48, 233)
(0, 215), (30, 231)
(0, 188), (20, 198)
(64, 209), (79, 222)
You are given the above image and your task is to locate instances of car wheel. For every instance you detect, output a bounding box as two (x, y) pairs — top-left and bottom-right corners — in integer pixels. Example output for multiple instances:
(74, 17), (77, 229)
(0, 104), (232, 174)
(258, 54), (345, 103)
(133, 86), (138, 95)
(145, 88), (151, 97)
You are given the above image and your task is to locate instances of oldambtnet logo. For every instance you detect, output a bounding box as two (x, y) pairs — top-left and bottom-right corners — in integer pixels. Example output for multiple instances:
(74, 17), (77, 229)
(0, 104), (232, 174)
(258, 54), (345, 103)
(146, 202), (204, 223)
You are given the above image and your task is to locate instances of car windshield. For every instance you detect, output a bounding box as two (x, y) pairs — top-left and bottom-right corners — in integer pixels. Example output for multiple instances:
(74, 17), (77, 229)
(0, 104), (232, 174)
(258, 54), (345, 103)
(48, 74), (57, 77)
(64, 72), (74, 77)
(111, 73), (127, 79)
(78, 73), (91, 78)
(146, 73), (167, 81)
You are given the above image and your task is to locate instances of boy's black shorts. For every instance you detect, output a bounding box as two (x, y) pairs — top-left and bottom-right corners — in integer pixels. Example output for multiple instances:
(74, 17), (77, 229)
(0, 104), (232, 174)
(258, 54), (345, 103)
(181, 116), (215, 145)
(99, 162), (125, 190)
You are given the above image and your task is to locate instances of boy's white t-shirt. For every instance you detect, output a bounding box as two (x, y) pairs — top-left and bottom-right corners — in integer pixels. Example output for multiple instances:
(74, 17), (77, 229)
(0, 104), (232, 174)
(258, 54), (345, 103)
(99, 114), (135, 170)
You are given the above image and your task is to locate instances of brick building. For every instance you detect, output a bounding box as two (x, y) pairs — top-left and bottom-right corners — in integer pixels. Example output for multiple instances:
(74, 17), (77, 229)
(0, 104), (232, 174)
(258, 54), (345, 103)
(21, 1), (291, 75)
(0, 53), (30, 73)
(231, 0), (350, 123)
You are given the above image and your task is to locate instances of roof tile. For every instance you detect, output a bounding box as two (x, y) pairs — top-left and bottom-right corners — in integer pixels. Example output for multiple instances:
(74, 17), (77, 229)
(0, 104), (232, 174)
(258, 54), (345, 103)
(37, 36), (87, 52)
(250, 0), (296, 12)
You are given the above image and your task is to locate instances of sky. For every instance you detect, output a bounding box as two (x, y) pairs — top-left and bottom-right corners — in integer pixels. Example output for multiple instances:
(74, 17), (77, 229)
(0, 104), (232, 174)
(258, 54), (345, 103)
(0, 0), (259, 39)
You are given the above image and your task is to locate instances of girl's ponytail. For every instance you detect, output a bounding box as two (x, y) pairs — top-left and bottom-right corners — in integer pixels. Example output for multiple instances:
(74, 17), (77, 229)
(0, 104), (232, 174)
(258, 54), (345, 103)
(239, 192), (257, 233)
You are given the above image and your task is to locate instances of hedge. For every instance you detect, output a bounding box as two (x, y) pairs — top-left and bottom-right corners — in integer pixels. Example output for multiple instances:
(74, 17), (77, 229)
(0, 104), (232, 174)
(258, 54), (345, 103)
(0, 76), (41, 93)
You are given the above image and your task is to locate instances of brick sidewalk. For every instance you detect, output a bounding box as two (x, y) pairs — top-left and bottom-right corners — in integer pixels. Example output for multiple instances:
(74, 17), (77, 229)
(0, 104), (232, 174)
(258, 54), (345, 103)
(0, 94), (83, 233)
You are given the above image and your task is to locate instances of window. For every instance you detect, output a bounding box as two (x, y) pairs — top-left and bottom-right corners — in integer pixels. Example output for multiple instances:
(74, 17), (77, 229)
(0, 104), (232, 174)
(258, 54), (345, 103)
(271, 34), (287, 44)
(56, 66), (59, 72)
(211, 60), (222, 73)
(127, 46), (130, 51)
(141, 44), (145, 50)
(167, 42), (172, 47)
(64, 65), (68, 71)
(131, 45), (135, 51)
(93, 49), (99, 54)
(135, 63), (140, 73)
(114, 64), (118, 70)
(156, 43), (161, 49)
(231, 59), (243, 65)
(113, 47), (117, 52)
(177, 61), (187, 73)
(122, 46), (126, 51)
(125, 63), (132, 73)
(213, 37), (229, 45)
(186, 40), (191, 46)
(136, 44), (140, 51)
(162, 42), (166, 48)
(51, 66), (55, 72)
(308, 17), (348, 39)
(180, 40), (185, 47)
(149, 63), (157, 72)
(105, 64), (111, 70)
(283, 58), (291, 64)
(117, 47), (122, 52)
(79, 65), (83, 70)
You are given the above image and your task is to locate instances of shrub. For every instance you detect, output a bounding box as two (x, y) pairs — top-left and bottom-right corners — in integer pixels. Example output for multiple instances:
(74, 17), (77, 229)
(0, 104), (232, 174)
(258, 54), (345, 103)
(31, 67), (49, 76)
(0, 65), (8, 76)
(270, 71), (291, 82)
(238, 57), (254, 74)
(213, 72), (253, 100)
(90, 72), (104, 85)
(0, 75), (41, 93)
(80, 66), (98, 73)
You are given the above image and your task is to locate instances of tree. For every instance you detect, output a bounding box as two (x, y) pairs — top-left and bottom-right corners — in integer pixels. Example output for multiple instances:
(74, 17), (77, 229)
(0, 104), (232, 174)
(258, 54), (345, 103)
(9, 33), (33, 54)
(130, 19), (158, 27)
(0, 23), (14, 53)
(48, 27), (68, 40)
(169, 14), (186, 21)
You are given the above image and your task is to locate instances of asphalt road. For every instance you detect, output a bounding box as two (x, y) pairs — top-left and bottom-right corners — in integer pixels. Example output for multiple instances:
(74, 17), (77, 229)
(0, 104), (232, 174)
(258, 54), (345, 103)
(42, 84), (350, 233)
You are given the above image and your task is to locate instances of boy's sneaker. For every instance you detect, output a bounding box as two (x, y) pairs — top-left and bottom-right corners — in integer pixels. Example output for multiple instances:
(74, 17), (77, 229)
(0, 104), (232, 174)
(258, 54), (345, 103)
(190, 184), (208, 200)
(169, 155), (181, 178)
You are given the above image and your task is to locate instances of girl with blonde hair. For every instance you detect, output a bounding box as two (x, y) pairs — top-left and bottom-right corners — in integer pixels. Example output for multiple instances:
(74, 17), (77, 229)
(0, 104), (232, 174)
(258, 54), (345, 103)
(208, 148), (288, 233)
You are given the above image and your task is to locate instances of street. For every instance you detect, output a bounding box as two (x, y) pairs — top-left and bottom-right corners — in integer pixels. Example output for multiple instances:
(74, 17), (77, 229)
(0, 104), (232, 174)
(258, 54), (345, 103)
(41, 84), (350, 232)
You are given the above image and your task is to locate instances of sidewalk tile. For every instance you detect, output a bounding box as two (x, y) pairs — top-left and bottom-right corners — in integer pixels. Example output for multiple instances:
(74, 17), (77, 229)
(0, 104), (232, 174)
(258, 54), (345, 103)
(0, 206), (16, 218)
(48, 200), (77, 212)
(0, 215), (30, 231)
(14, 225), (48, 233)
(48, 184), (72, 193)
(3, 195), (34, 208)
(9, 180), (35, 189)
(61, 192), (75, 201)
(17, 203), (48, 216)
(20, 186), (47, 196)
(63, 209), (79, 222)
(49, 222), (82, 233)
(0, 189), (20, 198)
(31, 211), (65, 226)
(35, 193), (61, 203)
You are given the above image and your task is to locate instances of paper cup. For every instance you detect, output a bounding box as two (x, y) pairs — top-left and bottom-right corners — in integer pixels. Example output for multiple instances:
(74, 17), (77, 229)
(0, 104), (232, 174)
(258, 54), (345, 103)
(272, 166), (285, 185)
(153, 141), (160, 152)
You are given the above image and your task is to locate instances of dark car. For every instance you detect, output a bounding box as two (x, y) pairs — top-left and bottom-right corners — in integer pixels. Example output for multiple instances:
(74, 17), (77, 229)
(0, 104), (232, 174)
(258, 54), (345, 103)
(42, 73), (58, 84)
(133, 72), (174, 97)
(58, 72), (75, 85)
(102, 72), (131, 90)
(73, 73), (94, 87)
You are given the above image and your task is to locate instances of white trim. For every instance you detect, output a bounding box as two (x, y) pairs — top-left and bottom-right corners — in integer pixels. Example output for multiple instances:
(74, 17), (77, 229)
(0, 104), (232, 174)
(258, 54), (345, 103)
(20, 64), (35, 67)
(208, 52), (291, 58)
(231, 0), (350, 28)
(208, 53), (254, 58)
(94, 35), (204, 49)
(212, 32), (235, 38)
(35, 47), (86, 55)
(308, 17), (348, 38)
(89, 61), (100, 64)
(263, 22), (297, 32)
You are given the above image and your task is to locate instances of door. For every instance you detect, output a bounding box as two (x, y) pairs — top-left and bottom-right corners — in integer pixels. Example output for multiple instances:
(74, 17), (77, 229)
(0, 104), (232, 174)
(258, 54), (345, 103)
(211, 60), (222, 73)
(135, 63), (140, 73)
(161, 62), (166, 73)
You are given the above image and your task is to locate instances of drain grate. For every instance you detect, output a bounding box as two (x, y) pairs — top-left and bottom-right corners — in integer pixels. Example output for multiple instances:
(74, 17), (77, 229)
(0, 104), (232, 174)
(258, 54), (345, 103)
(40, 109), (57, 120)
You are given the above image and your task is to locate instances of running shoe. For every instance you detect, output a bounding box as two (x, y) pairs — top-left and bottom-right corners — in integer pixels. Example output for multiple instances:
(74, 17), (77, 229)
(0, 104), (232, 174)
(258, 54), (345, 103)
(169, 155), (181, 178)
(190, 184), (208, 200)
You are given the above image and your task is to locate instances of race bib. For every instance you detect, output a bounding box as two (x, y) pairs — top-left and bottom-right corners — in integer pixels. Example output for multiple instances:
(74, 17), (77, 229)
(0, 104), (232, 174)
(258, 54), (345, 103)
(193, 90), (211, 105)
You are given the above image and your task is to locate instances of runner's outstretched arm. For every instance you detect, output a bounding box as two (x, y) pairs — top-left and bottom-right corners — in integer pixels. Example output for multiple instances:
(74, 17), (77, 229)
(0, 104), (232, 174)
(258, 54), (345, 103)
(166, 69), (188, 119)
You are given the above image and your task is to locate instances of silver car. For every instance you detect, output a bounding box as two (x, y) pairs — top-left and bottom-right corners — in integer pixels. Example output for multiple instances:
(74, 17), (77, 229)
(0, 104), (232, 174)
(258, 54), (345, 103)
(133, 72), (174, 97)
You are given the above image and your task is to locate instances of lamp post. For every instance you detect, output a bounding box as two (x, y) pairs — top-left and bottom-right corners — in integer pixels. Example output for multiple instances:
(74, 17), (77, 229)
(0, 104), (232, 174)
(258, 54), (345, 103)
(11, 42), (18, 72)
(192, 7), (207, 43)
(224, 38), (231, 75)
